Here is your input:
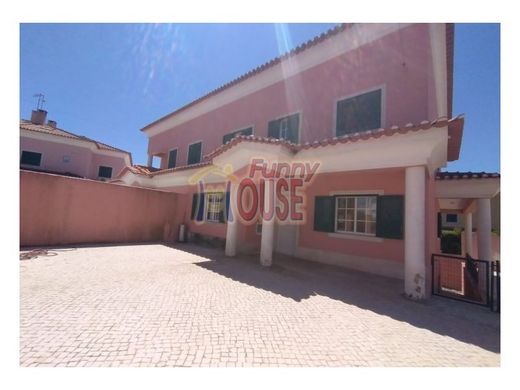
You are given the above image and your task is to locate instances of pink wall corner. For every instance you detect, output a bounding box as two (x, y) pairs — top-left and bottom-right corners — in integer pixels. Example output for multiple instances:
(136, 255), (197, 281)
(297, 168), (406, 262)
(148, 24), (434, 166)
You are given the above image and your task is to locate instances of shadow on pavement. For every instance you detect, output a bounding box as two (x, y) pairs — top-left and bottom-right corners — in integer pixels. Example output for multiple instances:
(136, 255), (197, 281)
(173, 242), (500, 355)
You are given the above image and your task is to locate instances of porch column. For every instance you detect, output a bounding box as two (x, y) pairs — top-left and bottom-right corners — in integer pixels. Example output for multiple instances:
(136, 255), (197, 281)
(464, 212), (473, 257)
(225, 182), (238, 257)
(404, 166), (426, 299)
(147, 154), (153, 168)
(260, 179), (275, 267)
(477, 198), (492, 260)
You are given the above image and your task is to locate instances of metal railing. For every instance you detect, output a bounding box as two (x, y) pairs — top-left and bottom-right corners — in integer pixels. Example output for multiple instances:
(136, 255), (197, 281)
(431, 253), (490, 307)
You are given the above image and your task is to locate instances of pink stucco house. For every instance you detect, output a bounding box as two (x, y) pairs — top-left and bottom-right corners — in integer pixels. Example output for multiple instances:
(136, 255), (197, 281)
(20, 109), (132, 180)
(114, 23), (499, 300)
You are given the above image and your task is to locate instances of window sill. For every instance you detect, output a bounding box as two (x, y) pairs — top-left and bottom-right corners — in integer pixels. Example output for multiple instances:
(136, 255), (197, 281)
(327, 232), (383, 243)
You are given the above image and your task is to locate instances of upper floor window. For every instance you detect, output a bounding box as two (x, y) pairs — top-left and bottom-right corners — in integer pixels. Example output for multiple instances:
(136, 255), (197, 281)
(223, 127), (253, 145)
(187, 141), (202, 165)
(98, 166), (113, 179)
(267, 113), (300, 144)
(167, 149), (177, 169)
(336, 89), (382, 137)
(20, 150), (42, 166)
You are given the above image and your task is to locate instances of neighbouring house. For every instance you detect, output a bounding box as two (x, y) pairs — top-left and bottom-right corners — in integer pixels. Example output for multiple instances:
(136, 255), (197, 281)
(20, 109), (132, 180)
(113, 23), (500, 299)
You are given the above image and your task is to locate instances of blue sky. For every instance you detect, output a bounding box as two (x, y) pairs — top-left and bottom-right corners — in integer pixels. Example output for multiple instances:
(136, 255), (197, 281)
(20, 23), (500, 171)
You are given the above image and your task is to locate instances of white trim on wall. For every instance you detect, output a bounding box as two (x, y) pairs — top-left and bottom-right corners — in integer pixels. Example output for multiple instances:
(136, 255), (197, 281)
(328, 189), (385, 196)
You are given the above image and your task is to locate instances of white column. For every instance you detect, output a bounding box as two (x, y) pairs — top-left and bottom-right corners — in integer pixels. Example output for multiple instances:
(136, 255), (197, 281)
(260, 180), (275, 267)
(405, 166), (426, 299)
(464, 212), (473, 257)
(147, 154), (153, 167)
(225, 182), (238, 257)
(477, 198), (492, 260)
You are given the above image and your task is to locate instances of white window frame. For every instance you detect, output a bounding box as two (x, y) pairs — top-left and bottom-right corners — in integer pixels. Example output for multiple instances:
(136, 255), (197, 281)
(334, 195), (377, 236)
(269, 110), (302, 143)
(205, 192), (224, 223)
(332, 85), (386, 137)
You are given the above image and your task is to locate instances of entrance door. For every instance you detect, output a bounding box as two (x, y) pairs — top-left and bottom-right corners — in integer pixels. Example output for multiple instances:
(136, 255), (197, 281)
(274, 223), (298, 256)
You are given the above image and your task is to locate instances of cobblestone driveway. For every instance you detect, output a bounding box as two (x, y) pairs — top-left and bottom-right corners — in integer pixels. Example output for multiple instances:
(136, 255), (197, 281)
(20, 244), (500, 367)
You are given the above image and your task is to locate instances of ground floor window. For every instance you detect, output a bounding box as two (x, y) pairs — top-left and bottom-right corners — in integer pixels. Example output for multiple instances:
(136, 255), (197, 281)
(335, 195), (377, 235)
(206, 192), (224, 223)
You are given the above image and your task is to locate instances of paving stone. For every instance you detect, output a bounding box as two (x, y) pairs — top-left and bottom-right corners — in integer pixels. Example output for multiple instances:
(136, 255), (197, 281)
(20, 243), (500, 367)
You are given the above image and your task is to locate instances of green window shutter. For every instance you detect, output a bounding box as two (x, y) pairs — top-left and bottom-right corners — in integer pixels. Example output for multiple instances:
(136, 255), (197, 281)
(187, 142), (202, 165)
(242, 127), (253, 136)
(20, 151), (42, 166)
(223, 127), (253, 145)
(191, 193), (205, 221)
(287, 113), (300, 143)
(267, 119), (280, 139)
(98, 166), (113, 178)
(222, 133), (234, 145)
(313, 196), (335, 232)
(437, 212), (442, 238)
(376, 195), (404, 239)
(191, 193), (199, 220)
(336, 89), (382, 136)
(167, 149), (177, 169)
(224, 191), (231, 222)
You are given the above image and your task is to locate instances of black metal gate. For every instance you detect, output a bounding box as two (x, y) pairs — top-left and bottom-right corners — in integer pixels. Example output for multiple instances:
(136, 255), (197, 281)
(431, 253), (491, 307)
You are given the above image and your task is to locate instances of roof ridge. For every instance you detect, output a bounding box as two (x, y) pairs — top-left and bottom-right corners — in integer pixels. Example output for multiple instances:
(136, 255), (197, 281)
(20, 120), (132, 156)
(141, 23), (349, 132)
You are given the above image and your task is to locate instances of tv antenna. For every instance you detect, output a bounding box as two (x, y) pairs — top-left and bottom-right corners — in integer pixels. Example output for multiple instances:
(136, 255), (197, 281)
(33, 93), (46, 110)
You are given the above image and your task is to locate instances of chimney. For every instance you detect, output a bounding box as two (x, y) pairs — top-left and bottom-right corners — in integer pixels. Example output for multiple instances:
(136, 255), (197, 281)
(30, 109), (47, 125)
(47, 120), (57, 128)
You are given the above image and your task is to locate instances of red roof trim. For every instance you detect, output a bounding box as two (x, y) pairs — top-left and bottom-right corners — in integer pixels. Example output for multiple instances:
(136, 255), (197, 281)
(124, 116), (464, 180)
(435, 171), (500, 180)
(205, 115), (464, 160)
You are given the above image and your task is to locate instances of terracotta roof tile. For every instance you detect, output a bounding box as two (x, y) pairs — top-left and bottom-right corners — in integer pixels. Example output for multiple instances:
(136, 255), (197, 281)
(435, 171), (500, 180)
(124, 116), (465, 180)
(20, 119), (132, 156)
(205, 115), (464, 160)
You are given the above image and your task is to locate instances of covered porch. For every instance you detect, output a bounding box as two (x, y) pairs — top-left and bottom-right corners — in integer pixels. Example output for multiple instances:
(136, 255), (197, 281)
(435, 171), (500, 261)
